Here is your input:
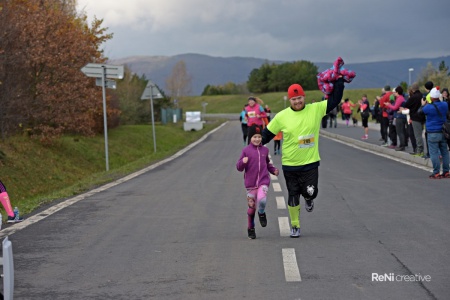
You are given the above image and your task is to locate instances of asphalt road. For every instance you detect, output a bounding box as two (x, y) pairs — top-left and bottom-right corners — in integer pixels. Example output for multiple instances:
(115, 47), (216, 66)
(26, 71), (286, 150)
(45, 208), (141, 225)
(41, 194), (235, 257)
(2, 121), (449, 300)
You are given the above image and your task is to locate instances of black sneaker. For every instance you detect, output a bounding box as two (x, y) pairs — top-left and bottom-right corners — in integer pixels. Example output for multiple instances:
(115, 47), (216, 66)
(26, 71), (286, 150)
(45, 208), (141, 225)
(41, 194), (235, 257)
(305, 198), (314, 212)
(247, 228), (256, 239)
(7, 214), (24, 223)
(258, 212), (267, 227)
(429, 173), (442, 179)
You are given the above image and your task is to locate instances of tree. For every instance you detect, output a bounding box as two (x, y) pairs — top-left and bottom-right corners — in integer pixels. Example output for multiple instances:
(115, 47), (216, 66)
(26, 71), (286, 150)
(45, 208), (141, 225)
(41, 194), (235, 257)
(0, 0), (114, 142)
(165, 60), (192, 102)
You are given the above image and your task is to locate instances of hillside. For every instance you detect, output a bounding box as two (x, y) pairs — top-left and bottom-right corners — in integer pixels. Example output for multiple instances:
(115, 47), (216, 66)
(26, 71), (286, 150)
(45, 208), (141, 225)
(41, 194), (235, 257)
(110, 54), (450, 96)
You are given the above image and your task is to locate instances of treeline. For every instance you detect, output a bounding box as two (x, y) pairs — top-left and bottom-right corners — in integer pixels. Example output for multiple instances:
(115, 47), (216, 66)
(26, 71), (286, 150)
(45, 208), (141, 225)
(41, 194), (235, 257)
(0, 0), (114, 142)
(202, 60), (319, 96)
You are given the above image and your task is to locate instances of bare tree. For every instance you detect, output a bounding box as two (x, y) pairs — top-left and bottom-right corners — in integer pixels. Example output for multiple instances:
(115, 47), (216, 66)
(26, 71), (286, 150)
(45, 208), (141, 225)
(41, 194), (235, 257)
(165, 60), (192, 102)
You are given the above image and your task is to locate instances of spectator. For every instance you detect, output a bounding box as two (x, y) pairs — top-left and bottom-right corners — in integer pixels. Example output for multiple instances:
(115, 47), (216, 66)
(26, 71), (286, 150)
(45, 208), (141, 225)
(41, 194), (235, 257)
(358, 94), (370, 139)
(386, 86), (407, 151)
(379, 86), (393, 146)
(422, 81), (434, 158)
(441, 87), (450, 150)
(402, 83), (425, 156)
(328, 106), (338, 128)
(0, 179), (24, 223)
(373, 96), (381, 123)
(420, 88), (449, 178)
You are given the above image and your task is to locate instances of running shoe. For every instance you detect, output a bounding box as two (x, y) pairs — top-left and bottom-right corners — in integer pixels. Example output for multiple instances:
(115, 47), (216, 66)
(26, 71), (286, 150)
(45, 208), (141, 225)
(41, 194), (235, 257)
(429, 173), (442, 179)
(7, 213), (23, 223)
(442, 172), (450, 178)
(258, 212), (267, 227)
(247, 228), (256, 239)
(290, 227), (300, 238)
(305, 198), (314, 212)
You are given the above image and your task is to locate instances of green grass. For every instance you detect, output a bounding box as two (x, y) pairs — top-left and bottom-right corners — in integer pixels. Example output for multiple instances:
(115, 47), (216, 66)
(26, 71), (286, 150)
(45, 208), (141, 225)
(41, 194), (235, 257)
(182, 88), (382, 114)
(0, 87), (379, 220)
(0, 121), (223, 219)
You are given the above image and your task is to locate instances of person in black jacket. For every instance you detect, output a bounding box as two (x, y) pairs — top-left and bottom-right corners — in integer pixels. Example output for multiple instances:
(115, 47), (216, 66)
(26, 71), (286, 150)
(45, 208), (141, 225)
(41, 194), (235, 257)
(402, 83), (426, 156)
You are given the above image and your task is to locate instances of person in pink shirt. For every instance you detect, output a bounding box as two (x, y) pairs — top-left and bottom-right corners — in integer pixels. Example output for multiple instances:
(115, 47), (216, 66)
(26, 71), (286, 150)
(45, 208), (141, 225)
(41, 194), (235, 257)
(341, 98), (355, 127)
(385, 86), (407, 151)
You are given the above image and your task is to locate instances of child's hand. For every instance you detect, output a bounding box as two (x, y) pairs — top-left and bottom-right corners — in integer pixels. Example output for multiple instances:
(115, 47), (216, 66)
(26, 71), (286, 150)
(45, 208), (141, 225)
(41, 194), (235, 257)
(273, 169), (279, 176)
(243, 157), (248, 164)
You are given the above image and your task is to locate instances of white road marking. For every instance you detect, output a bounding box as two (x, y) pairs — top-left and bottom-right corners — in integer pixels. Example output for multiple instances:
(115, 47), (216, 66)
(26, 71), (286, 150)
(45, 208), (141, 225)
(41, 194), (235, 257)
(270, 174), (278, 180)
(276, 196), (286, 209)
(282, 248), (302, 282)
(278, 217), (291, 237)
(272, 182), (282, 192)
(0, 123), (228, 239)
(323, 135), (432, 172)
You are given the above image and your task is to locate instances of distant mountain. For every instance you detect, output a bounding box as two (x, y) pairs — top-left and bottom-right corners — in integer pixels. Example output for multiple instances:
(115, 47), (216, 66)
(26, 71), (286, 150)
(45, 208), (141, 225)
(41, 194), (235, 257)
(110, 54), (450, 96)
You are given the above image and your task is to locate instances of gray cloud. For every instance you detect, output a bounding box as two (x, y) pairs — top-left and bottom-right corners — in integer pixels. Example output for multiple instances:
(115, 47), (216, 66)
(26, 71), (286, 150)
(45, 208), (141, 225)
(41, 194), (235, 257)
(78, 0), (450, 63)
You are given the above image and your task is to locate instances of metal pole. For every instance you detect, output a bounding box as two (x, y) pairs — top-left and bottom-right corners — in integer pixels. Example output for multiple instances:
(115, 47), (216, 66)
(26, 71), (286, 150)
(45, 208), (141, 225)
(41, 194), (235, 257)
(101, 67), (109, 171)
(150, 85), (156, 152)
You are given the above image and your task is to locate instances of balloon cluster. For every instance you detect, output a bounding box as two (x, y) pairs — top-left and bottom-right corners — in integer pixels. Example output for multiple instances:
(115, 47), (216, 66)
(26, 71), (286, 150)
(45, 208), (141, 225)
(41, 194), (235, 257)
(317, 57), (356, 98)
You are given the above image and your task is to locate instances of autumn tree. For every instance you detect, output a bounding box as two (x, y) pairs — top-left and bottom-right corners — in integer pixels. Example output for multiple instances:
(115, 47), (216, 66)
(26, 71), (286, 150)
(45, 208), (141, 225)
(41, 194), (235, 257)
(0, 0), (115, 142)
(165, 60), (192, 102)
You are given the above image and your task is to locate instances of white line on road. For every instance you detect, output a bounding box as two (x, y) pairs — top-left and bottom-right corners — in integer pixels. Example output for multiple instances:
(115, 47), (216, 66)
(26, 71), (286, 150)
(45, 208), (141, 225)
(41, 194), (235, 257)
(276, 196), (286, 209)
(278, 217), (291, 237)
(282, 248), (302, 282)
(272, 182), (282, 192)
(323, 135), (432, 172)
(0, 123), (228, 239)
(270, 174), (278, 180)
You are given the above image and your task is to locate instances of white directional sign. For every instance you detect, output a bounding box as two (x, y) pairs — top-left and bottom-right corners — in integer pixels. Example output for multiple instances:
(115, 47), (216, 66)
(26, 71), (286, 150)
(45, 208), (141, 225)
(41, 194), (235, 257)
(95, 78), (117, 89)
(81, 63), (124, 79)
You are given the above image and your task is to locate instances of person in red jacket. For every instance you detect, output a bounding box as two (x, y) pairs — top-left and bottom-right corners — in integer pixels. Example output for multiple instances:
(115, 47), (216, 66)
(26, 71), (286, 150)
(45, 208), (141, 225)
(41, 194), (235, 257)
(379, 85), (393, 146)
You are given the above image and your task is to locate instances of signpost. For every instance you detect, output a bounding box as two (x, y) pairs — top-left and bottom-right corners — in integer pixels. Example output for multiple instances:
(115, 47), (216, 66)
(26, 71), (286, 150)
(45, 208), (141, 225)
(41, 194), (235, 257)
(141, 80), (163, 152)
(81, 63), (124, 171)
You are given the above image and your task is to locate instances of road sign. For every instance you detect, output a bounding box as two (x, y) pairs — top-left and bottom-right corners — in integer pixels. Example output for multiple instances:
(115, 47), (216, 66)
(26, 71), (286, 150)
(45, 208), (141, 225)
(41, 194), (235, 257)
(141, 80), (163, 100)
(95, 78), (117, 89)
(81, 63), (124, 79)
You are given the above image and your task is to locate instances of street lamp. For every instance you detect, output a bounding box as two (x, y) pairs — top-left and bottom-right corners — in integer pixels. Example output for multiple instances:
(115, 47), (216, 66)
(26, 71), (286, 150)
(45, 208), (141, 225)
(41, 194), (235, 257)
(141, 80), (163, 152)
(408, 68), (414, 86)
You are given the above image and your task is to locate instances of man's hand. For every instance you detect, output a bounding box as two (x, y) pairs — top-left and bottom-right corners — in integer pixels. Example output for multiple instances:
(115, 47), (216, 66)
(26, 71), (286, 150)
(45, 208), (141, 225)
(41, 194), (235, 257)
(273, 169), (279, 176)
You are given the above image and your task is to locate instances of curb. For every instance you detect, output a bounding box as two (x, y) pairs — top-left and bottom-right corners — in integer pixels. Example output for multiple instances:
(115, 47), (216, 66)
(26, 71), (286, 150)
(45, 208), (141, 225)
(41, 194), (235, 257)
(319, 129), (433, 169)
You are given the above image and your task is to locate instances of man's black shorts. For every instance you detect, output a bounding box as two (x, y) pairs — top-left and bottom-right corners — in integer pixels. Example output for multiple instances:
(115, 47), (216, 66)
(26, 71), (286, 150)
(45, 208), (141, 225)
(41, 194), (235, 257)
(283, 167), (319, 199)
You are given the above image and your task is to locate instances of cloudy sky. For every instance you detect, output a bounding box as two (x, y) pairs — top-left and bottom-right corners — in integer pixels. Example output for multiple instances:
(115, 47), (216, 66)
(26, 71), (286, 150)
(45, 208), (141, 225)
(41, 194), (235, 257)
(77, 0), (449, 64)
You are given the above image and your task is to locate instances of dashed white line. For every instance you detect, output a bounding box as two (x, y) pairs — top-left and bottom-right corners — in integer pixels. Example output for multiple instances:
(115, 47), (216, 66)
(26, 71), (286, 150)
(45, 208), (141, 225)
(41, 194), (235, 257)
(0, 123), (229, 239)
(278, 217), (291, 237)
(282, 248), (302, 282)
(272, 182), (282, 192)
(276, 196), (286, 209)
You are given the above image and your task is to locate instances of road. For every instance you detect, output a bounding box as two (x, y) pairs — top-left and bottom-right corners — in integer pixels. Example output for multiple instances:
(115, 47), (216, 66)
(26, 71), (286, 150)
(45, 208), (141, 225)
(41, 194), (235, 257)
(2, 121), (449, 299)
